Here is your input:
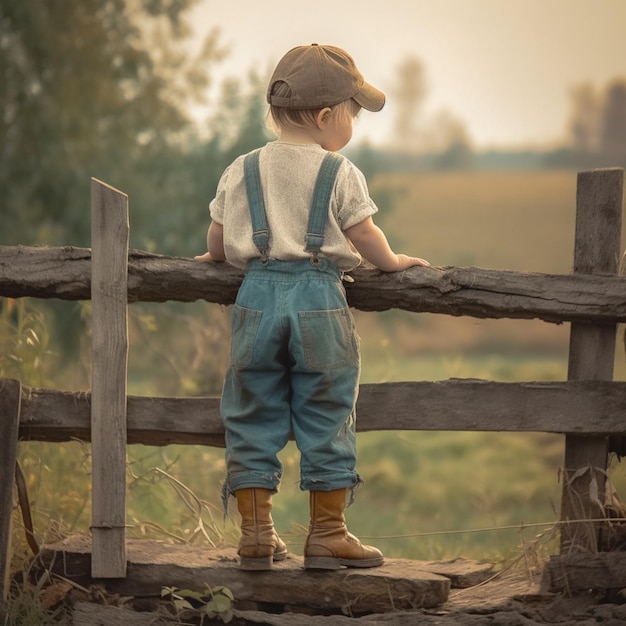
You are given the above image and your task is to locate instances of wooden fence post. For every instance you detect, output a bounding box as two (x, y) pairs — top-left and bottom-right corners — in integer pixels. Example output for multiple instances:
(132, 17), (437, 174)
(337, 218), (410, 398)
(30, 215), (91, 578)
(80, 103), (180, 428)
(0, 379), (21, 602)
(560, 168), (624, 553)
(91, 179), (129, 577)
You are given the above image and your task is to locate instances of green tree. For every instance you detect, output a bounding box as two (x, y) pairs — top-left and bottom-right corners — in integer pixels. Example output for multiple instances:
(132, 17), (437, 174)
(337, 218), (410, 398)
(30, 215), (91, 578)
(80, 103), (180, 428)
(0, 0), (223, 248)
(0, 0), (236, 379)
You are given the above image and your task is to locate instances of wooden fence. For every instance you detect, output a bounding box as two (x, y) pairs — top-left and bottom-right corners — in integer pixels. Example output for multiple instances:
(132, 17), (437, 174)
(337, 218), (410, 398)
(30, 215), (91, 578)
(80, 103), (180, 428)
(1, 168), (626, 599)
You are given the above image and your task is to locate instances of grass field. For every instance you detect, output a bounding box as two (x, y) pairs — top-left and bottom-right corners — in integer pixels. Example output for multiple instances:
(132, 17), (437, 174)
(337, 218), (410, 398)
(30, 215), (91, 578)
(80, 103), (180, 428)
(11, 169), (626, 573)
(370, 169), (580, 273)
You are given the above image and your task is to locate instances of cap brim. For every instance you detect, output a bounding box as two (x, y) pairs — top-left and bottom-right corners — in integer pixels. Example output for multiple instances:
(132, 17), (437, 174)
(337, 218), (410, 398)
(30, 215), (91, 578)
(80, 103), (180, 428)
(353, 81), (386, 112)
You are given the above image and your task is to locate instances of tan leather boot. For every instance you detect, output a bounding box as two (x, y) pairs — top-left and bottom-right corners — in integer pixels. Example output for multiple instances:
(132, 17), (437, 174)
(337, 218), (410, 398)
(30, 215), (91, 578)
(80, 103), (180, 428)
(235, 488), (288, 570)
(304, 488), (384, 570)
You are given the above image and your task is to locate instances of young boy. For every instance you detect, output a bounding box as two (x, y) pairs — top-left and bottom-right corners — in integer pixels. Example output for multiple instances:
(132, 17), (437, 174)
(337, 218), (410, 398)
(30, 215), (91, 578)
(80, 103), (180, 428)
(195, 44), (429, 571)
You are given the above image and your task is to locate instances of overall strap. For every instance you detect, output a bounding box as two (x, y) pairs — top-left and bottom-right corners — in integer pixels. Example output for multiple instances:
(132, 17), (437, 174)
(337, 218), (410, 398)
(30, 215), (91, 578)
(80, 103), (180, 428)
(305, 152), (343, 261)
(243, 149), (270, 263)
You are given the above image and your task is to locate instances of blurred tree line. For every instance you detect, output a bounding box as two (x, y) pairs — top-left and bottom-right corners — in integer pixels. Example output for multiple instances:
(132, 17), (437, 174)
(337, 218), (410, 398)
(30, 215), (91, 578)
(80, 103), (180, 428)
(544, 79), (626, 169)
(0, 0), (270, 253)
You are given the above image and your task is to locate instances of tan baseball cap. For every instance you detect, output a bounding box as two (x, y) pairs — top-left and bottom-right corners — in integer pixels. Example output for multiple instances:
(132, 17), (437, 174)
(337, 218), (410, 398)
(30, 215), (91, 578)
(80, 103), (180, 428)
(267, 44), (386, 112)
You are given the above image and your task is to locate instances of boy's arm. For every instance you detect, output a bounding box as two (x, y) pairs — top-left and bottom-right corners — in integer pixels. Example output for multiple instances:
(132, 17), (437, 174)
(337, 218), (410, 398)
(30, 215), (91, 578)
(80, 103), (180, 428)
(345, 217), (429, 272)
(194, 221), (226, 262)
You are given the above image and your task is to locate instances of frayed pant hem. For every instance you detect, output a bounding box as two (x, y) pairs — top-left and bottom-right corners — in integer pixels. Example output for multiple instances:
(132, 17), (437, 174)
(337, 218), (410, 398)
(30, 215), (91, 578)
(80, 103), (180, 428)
(221, 474), (282, 516)
(299, 474), (363, 506)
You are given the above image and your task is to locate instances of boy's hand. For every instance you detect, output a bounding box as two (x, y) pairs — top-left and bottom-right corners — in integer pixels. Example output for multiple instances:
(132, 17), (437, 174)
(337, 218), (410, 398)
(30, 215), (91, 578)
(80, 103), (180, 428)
(194, 251), (216, 262)
(396, 254), (430, 270)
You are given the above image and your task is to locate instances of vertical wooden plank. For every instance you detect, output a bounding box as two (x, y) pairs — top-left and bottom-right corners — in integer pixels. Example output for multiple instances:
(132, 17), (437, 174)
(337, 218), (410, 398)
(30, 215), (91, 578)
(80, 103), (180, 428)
(91, 179), (129, 577)
(560, 168), (624, 553)
(0, 379), (21, 602)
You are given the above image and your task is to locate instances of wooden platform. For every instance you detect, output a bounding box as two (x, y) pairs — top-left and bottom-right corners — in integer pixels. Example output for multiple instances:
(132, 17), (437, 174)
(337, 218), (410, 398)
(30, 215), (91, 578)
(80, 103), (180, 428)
(38, 535), (494, 616)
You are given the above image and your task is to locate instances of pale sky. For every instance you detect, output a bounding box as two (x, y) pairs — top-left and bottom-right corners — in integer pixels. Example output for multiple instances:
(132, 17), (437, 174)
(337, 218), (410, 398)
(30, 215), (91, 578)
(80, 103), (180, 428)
(190, 0), (626, 149)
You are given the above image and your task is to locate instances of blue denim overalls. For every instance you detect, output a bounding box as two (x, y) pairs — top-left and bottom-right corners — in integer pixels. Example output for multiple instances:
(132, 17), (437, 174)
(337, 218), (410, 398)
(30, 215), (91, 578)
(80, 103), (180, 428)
(221, 150), (363, 503)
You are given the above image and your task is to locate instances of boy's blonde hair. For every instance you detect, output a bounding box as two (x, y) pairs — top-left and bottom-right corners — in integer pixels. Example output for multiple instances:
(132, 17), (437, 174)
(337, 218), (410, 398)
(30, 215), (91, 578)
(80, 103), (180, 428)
(268, 80), (361, 133)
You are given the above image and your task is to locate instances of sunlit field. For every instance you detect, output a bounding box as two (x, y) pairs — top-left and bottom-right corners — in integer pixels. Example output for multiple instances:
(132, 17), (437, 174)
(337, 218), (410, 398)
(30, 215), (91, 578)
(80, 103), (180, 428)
(12, 169), (626, 572)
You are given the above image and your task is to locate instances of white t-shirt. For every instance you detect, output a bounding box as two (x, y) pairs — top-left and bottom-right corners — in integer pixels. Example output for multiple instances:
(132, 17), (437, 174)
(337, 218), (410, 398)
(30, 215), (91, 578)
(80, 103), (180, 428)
(209, 141), (378, 270)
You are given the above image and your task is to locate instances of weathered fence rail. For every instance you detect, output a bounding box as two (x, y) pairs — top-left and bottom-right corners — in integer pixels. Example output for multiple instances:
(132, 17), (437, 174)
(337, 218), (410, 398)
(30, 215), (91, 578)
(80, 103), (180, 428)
(12, 380), (626, 446)
(1, 167), (626, 602)
(3, 245), (626, 323)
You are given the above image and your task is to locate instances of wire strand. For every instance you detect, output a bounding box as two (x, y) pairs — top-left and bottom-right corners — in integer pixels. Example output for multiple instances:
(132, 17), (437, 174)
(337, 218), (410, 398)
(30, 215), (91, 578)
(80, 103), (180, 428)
(357, 517), (626, 540)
